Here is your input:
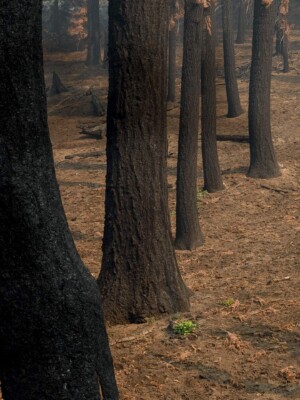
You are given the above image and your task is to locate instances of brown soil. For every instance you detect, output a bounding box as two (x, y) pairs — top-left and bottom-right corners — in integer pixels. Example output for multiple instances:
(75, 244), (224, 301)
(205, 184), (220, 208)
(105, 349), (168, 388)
(15, 32), (300, 399)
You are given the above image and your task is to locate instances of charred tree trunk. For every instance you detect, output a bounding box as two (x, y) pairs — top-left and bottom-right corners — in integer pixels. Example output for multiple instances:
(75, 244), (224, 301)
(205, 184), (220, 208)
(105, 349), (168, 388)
(167, 6), (177, 103)
(201, 5), (224, 193)
(236, 0), (246, 44)
(175, 1), (204, 250)
(0, 2), (118, 399)
(98, 0), (190, 325)
(86, 0), (101, 66)
(247, 0), (280, 179)
(51, 0), (60, 36)
(277, 0), (290, 72)
(222, 0), (243, 117)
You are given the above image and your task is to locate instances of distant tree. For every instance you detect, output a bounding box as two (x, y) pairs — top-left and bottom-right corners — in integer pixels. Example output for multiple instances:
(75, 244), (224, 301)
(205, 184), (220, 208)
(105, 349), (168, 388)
(175, 0), (205, 250)
(0, 1), (118, 399)
(247, 0), (280, 179)
(236, 0), (247, 44)
(275, 0), (290, 73)
(201, 2), (224, 193)
(86, 0), (101, 65)
(98, 0), (190, 324)
(222, 0), (243, 117)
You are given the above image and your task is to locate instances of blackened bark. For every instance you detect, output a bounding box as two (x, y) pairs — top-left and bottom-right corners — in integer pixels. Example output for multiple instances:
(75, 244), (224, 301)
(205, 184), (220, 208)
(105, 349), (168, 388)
(222, 0), (243, 118)
(98, 0), (190, 325)
(247, 0), (280, 179)
(0, 2), (118, 399)
(175, 2), (204, 250)
(236, 0), (246, 44)
(201, 6), (224, 193)
(167, 20), (177, 102)
(86, 0), (101, 66)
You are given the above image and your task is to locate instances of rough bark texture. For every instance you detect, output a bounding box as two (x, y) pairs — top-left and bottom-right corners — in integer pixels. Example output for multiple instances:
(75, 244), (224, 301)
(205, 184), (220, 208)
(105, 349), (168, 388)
(247, 0), (280, 179)
(236, 0), (246, 44)
(98, 0), (190, 325)
(175, 1), (204, 250)
(222, 0), (243, 118)
(167, 20), (177, 102)
(86, 0), (101, 66)
(201, 6), (224, 193)
(0, 2), (118, 399)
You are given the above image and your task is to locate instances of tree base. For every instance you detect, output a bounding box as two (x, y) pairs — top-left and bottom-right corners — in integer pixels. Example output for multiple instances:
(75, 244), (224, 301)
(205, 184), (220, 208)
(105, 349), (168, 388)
(174, 233), (204, 251)
(247, 164), (281, 179)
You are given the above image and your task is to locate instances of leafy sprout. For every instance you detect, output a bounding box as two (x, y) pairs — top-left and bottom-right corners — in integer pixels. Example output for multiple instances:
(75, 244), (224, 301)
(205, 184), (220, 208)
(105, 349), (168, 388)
(172, 321), (198, 335)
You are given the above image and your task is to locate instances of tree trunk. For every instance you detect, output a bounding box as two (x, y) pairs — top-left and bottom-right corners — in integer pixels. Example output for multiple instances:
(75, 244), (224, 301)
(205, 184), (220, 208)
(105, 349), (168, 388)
(201, 5), (224, 193)
(98, 0), (190, 325)
(86, 0), (101, 66)
(51, 0), (60, 36)
(247, 0), (280, 179)
(222, 0), (243, 118)
(175, 1), (204, 250)
(0, 2), (118, 399)
(277, 0), (290, 73)
(236, 0), (246, 44)
(167, 5), (177, 103)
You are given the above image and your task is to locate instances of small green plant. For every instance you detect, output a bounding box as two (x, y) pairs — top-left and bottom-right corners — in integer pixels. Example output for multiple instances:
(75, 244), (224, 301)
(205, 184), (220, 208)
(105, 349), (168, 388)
(197, 188), (208, 201)
(173, 320), (198, 335)
(219, 298), (235, 307)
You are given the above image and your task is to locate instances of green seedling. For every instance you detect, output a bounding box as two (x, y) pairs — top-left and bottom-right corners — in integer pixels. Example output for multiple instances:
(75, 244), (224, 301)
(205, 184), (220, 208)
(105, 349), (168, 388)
(219, 298), (235, 307)
(197, 188), (208, 201)
(173, 320), (198, 335)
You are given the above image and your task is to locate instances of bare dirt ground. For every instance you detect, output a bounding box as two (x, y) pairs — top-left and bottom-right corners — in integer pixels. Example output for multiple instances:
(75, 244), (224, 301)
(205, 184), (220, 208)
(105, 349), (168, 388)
(41, 31), (300, 399)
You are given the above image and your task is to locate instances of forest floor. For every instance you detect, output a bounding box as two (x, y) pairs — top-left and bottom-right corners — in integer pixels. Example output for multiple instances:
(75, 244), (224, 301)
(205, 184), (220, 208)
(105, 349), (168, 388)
(42, 31), (300, 399)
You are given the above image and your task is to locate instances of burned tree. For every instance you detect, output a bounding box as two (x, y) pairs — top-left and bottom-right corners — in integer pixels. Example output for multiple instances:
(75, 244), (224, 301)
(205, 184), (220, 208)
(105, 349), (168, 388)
(247, 0), (280, 179)
(275, 0), (290, 73)
(222, 0), (243, 117)
(98, 0), (190, 324)
(201, 2), (224, 193)
(175, 0), (205, 250)
(0, 1), (118, 399)
(86, 0), (101, 65)
(236, 0), (247, 44)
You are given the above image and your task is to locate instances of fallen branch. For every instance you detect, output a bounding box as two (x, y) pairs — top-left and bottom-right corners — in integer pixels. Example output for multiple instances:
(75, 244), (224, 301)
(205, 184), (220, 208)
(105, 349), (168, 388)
(216, 135), (249, 143)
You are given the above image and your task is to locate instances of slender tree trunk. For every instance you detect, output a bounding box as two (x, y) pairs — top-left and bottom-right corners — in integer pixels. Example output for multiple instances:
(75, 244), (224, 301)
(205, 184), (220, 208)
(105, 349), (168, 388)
(98, 0), (190, 325)
(0, 2), (118, 399)
(222, 0), (243, 118)
(51, 0), (60, 35)
(201, 5), (224, 193)
(175, 1), (204, 250)
(102, 29), (108, 67)
(167, 4), (177, 103)
(247, 0), (280, 179)
(236, 0), (246, 44)
(86, 0), (101, 66)
(278, 0), (290, 72)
